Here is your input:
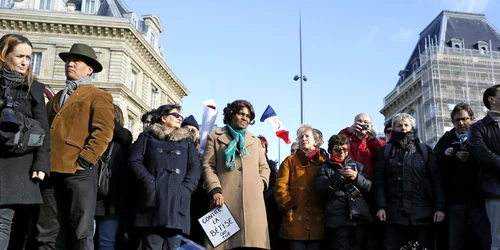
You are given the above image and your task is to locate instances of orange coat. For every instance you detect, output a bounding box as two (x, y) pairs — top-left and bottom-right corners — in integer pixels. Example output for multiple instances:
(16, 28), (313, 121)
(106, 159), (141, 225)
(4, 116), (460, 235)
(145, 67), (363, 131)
(275, 150), (325, 241)
(47, 85), (114, 174)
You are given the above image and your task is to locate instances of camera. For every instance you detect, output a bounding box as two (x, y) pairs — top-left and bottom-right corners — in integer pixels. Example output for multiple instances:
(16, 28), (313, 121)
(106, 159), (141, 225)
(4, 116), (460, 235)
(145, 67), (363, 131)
(361, 124), (369, 130)
(347, 162), (357, 170)
(0, 94), (20, 135)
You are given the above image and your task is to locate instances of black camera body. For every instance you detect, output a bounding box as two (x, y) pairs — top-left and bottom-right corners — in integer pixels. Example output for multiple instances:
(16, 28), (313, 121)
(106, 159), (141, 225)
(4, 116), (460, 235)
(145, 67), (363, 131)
(361, 124), (369, 131)
(0, 89), (20, 135)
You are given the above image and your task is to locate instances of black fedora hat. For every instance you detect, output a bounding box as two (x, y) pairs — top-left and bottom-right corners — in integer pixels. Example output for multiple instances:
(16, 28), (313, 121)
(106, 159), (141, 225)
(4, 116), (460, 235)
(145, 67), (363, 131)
(59, 43), (103, 73)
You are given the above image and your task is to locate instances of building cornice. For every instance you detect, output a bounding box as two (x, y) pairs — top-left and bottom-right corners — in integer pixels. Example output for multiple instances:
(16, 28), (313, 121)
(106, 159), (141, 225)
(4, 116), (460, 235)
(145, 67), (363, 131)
(0, 8), (189, 98)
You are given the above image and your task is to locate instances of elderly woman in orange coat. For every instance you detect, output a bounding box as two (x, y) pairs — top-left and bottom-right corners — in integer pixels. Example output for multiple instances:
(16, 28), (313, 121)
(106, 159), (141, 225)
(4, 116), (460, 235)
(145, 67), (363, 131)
(275, 124), (326, 250)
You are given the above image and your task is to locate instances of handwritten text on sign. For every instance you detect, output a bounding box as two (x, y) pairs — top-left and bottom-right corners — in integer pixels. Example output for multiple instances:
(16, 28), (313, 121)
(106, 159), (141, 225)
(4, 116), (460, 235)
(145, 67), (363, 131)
(198, 203), (240, 247)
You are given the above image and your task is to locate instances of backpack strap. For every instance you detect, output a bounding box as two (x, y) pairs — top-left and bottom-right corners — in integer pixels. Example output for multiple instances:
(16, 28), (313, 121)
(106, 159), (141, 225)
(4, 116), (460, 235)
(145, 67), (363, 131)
(384, 143), (392, 161)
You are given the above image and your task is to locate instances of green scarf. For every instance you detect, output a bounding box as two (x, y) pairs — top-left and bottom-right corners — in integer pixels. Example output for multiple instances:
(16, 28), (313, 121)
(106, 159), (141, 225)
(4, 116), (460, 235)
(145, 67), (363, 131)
(224, 125), (248, 171)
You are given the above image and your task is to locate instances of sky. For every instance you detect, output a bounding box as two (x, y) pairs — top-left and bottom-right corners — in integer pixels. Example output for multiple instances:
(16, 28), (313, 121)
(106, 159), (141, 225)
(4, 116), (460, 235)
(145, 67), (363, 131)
(126, 0), (500, 162)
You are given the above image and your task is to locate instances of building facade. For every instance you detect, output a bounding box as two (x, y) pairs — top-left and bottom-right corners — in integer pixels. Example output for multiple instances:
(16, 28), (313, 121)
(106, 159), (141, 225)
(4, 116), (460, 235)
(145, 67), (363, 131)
(0, 0), (188, 138)
(381, 11), (500, 147)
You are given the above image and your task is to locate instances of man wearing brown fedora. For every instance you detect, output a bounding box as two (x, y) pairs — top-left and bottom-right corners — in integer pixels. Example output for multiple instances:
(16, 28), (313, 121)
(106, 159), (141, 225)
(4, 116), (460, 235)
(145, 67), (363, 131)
(36, 43), (114, 250)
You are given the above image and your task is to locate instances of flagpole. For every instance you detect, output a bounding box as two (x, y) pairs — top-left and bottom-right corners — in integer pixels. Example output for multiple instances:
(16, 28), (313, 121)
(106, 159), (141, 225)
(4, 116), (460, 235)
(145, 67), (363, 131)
(278, 136), (281, 163)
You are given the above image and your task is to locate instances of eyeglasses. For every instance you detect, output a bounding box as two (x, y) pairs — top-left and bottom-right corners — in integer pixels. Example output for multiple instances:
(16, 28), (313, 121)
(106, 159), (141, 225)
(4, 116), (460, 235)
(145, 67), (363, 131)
(167, 112), (183, 120)
(453, 117), (470, 123)
(333, 148), (348, 153)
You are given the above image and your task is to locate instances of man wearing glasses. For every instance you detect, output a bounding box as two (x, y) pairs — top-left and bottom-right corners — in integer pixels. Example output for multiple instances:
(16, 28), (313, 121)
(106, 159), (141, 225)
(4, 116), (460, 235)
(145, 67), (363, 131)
(434, 103), (491, 250)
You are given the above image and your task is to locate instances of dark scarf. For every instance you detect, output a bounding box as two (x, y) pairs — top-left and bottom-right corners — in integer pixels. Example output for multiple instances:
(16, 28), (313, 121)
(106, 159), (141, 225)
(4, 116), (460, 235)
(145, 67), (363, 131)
(0, 67), (26, 87)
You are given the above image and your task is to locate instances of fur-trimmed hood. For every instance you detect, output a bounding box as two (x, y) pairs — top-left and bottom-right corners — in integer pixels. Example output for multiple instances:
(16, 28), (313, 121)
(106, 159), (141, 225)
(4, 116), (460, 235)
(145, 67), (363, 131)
(146, 123), (191, 142)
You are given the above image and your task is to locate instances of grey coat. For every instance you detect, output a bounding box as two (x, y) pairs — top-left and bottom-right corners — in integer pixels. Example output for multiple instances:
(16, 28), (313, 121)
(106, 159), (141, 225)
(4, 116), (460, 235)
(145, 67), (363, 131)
(0, 79), (50, 205)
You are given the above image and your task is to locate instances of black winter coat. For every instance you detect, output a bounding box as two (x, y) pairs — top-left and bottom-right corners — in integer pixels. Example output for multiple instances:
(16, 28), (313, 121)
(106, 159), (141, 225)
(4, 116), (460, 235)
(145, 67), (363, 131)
(316, 156), (371, 228)
(374, 131), (445, 226)
(468, 114), (500, 198)
(0, 75), (50, 206)
(95, 120), (133, 216)
(433, 128), (484, 206)
(128, 123), (201, 234)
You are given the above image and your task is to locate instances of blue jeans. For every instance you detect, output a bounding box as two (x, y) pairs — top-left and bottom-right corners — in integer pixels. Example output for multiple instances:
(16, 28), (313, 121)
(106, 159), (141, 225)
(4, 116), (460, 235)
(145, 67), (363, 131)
(95, 215), (121, 250)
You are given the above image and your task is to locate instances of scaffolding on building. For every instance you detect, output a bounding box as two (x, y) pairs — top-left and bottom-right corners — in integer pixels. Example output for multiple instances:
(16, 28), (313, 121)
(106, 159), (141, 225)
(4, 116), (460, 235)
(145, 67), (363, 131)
(419, 40), (500, 146)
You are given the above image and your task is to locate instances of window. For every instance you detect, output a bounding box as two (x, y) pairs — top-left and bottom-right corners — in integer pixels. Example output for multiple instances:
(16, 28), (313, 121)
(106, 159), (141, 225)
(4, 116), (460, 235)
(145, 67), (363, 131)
(0, 0), (12, 7)
(150, 33), (156, 48)
(130, 71), (136, 92)
(412, 61), (419, 71)
(127, 116), (133, 130)
(151, 87), (158, 108)
(31, 53), (42, 76)
(480, 46), (487, 55)
(82, 0), (99, 14)
(131, 18), (138, 28)
(39, 0), (51, 10)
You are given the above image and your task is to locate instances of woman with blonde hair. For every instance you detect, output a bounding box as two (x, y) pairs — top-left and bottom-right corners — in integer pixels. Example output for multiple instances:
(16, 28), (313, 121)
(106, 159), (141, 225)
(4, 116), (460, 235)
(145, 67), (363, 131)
(275, 125), (326, 250)
(0, 34), (50, 249)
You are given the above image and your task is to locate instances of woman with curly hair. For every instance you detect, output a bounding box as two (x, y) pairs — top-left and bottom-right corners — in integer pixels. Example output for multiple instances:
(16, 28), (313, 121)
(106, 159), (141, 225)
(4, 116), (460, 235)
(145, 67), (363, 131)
(202, 99), (270, 250)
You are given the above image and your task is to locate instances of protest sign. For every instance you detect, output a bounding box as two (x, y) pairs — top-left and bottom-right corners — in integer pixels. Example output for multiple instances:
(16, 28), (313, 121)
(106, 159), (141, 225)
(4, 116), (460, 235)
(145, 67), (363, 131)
(198, 203), (240, 247)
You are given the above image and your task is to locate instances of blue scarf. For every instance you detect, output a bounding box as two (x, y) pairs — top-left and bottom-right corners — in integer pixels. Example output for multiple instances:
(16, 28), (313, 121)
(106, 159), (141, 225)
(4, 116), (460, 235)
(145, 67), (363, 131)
(224, 125), (248, 171)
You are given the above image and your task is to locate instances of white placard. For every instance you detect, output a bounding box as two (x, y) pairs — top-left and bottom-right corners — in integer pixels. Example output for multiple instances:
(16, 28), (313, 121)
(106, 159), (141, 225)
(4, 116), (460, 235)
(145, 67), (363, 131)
(198, 203), (240, 248)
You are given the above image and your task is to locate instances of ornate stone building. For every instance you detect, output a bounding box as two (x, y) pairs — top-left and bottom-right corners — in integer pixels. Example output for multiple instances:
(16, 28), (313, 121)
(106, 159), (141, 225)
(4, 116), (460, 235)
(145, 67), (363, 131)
(0, 0), (188, 138)
(381, 11), (500, 147)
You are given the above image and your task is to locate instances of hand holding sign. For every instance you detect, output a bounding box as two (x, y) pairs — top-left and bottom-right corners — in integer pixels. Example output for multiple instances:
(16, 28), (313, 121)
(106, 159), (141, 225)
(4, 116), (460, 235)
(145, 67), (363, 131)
(198, 203), (240, 248)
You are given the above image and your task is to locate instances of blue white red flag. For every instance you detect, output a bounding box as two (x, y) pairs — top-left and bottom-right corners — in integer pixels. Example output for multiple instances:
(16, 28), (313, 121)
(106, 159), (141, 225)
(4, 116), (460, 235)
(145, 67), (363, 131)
(260, 105), (291, 144)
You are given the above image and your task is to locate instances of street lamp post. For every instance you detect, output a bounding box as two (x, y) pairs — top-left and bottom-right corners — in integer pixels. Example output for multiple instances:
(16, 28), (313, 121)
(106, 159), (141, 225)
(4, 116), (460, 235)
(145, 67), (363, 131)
(294, 9), (307, 124)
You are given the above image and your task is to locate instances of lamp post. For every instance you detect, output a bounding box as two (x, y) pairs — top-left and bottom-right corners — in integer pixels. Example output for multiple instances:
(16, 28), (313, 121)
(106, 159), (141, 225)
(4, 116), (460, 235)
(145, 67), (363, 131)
(294, 9), (307, 124)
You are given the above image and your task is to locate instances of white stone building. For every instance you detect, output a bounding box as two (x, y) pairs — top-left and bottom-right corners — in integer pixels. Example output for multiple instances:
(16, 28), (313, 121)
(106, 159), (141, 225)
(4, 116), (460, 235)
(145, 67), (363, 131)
(0, 0), (188, 138)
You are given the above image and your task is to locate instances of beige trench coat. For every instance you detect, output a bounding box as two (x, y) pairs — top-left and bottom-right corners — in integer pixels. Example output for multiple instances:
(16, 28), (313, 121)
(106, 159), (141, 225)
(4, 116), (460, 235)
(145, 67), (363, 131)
(202, 127), (271, 250)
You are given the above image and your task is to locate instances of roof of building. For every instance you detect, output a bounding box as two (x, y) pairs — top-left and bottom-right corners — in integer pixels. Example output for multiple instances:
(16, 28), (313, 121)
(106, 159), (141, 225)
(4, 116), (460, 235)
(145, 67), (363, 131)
(66, 0), (129, 17)
(396, 10), (500, 86)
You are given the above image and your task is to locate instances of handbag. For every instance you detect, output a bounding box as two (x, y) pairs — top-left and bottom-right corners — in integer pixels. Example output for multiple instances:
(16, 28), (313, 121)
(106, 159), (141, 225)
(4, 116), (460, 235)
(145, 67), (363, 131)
(1, 111), (45, 155)
(97, 142), (115, 199)
(345, 183), (372, 223)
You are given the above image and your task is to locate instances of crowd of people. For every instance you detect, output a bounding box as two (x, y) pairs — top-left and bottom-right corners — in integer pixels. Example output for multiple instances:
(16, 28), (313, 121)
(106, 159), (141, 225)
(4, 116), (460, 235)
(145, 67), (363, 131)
(0, 32), (500, 250)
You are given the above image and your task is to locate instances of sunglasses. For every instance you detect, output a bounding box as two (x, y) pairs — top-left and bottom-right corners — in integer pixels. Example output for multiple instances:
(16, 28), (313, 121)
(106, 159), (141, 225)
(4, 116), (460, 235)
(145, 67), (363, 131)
(453, 117), (470, 123)
(167, 112), (183, 120)
(333, 148), (348, 153)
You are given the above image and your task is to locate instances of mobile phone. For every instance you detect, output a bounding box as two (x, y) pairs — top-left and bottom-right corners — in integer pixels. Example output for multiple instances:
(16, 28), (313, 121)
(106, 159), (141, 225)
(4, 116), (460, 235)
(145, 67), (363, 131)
(451, 142), (461, 152)
(347, 162), (357, 170)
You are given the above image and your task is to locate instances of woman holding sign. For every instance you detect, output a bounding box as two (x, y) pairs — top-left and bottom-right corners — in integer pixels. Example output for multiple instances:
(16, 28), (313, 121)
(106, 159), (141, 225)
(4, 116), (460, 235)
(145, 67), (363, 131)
(202, 100), (271, 250)
(128, 104), (201, 249)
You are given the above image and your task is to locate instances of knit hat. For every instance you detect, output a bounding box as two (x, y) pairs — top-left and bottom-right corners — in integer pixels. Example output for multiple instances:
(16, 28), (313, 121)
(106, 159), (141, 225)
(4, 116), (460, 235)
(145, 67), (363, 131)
(181, 115), (199, 129)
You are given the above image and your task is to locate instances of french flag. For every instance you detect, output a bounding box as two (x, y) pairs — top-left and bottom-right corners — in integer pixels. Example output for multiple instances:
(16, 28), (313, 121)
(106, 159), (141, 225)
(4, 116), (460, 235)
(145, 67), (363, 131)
(260, 105), (292, 144)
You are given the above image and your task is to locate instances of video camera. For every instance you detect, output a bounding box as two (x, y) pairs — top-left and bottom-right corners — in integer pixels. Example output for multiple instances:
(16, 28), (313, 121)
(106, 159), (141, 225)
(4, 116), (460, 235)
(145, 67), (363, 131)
(0, 86), (20, 136)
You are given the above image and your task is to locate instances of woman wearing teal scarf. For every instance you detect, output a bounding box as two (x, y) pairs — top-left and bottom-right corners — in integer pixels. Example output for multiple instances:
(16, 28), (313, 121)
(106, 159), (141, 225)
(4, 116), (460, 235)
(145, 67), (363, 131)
(202, 100), (271, 250)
